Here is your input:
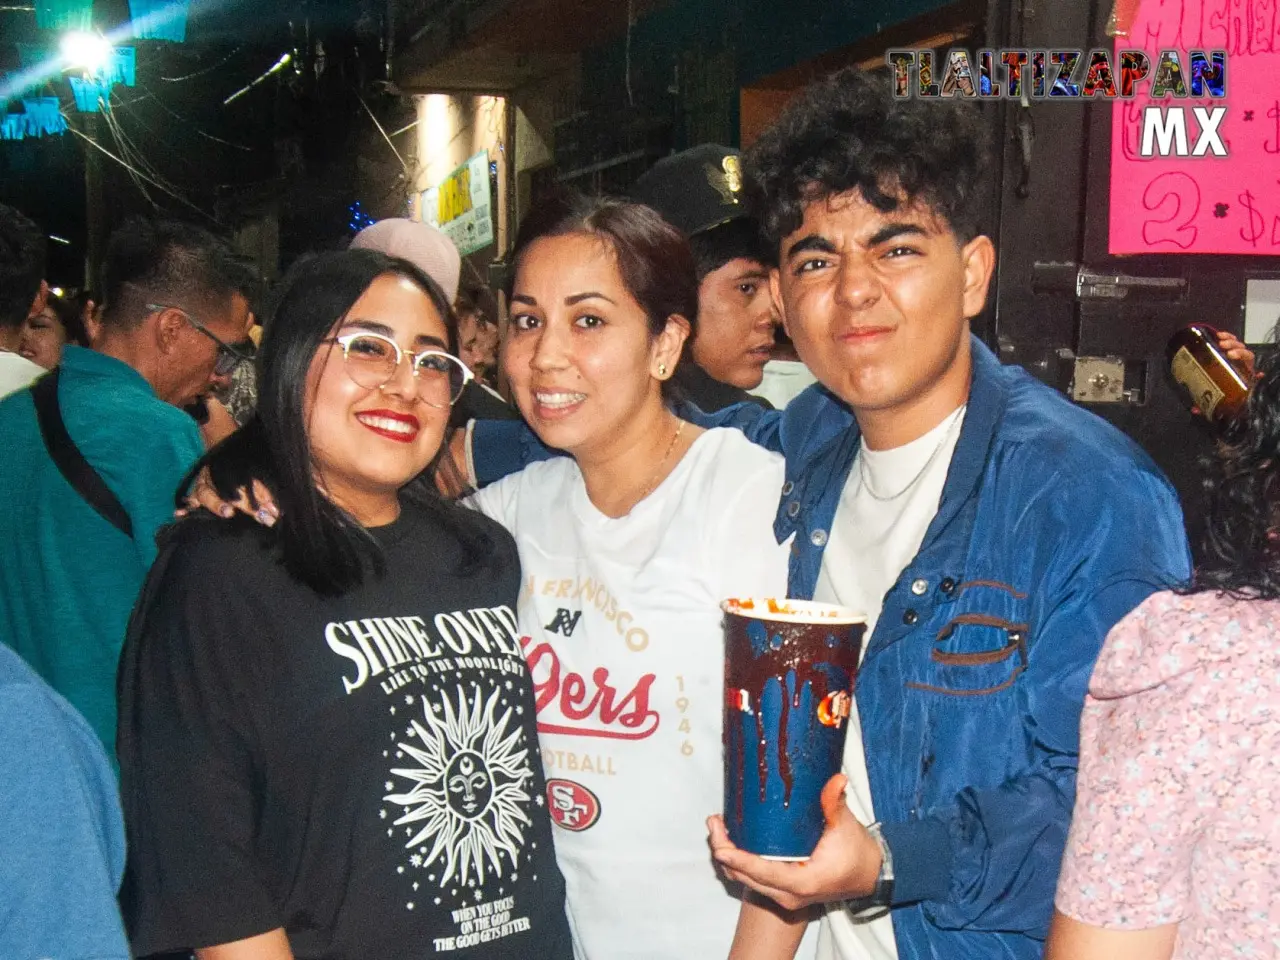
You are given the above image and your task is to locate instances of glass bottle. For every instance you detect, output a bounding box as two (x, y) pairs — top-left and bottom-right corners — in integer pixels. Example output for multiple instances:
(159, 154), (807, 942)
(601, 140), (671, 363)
(1166, 324), (1251, 426)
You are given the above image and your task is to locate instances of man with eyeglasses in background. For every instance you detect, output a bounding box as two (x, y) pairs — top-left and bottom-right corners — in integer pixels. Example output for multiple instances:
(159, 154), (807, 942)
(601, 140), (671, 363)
(0, 217), (253, 761)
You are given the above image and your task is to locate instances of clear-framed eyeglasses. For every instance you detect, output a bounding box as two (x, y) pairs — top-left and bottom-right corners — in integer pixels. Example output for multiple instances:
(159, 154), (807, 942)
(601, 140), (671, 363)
(323, 332), (473, 409)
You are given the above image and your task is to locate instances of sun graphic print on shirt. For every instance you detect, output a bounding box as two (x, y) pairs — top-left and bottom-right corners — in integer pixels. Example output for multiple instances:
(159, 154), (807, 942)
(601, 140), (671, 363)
(385, 683), (535, 890)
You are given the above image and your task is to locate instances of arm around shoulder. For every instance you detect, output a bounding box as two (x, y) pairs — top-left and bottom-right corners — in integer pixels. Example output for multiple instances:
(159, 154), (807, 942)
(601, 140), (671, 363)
(684, 399), (786, 452)
(470, 418), (559, 487)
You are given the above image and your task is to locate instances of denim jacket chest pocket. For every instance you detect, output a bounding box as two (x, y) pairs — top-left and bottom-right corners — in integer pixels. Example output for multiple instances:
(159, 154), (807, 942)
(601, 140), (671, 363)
(888, 581), (1036, 810)
(907, 581), (1031, 698)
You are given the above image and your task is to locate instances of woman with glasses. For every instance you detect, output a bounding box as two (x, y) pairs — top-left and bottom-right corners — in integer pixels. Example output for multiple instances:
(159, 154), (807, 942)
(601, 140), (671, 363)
(116, 249), (572, 960)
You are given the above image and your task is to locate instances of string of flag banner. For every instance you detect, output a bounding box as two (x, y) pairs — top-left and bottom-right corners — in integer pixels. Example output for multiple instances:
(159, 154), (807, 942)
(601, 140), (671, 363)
(2, 0), (187, 139)
(34, 0), (186, 40)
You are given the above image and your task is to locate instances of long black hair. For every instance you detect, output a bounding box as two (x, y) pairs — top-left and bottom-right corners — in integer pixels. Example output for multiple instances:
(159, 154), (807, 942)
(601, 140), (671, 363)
(1195, 346), (1280, 598)
(189, 248), (493, 595)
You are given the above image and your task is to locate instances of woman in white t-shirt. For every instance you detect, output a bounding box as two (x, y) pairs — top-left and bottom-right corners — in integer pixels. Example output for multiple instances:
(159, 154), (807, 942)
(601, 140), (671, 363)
(465, 196), (805, 960)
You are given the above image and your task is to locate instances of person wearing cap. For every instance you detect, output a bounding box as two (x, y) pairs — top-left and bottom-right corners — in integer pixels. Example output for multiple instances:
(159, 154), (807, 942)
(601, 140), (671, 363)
(350, 217), (464, 302)
(352, 218), (517, 427)
(631, 145), (780, 412)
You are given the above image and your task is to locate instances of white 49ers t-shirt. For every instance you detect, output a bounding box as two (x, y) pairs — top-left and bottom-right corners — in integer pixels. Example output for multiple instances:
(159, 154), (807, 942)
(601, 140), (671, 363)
(469, 428), (801, 960)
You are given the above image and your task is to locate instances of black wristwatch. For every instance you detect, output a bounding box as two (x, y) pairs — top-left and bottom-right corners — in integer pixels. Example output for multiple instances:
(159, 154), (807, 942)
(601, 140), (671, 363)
(843, 821), (895, 923)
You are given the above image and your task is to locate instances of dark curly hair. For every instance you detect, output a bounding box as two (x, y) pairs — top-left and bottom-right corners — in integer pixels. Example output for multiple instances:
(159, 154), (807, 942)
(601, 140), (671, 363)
(1195, 346), (1280, 598)
(745, 67), (990, 247)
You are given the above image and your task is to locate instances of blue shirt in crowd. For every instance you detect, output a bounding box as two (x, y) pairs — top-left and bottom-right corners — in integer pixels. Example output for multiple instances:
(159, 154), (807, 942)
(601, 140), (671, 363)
(0, 345), (203, 758)
(0, 640), (129, 958)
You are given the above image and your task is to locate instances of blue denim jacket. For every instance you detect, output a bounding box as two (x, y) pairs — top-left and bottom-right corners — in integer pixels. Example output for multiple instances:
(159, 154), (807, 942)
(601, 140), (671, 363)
(472, 337), (1191, 959)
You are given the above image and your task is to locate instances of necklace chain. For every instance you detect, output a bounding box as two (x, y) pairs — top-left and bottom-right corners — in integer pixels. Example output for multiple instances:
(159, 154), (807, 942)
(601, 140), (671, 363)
(857, 407), (965, 502)
(638, 419), (686, 502)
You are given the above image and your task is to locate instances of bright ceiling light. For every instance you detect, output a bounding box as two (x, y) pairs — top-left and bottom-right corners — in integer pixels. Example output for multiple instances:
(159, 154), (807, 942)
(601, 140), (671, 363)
(61, 31), (113, 75)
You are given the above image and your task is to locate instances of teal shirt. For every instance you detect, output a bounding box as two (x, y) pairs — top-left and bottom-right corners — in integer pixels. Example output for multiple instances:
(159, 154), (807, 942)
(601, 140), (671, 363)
(0, 346), (203, 759)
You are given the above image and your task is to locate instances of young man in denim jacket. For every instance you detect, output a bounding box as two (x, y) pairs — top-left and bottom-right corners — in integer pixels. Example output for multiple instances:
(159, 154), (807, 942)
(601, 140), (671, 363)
(469, 67), (1190, 960)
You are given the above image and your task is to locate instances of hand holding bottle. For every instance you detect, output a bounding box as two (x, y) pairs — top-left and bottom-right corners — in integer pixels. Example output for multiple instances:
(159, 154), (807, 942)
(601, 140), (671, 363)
(1167, 325), (1256, 426)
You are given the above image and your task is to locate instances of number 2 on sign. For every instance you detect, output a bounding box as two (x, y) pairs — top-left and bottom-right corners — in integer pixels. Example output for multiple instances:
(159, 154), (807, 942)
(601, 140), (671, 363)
(1141, 172), (1200, 249)
(675, 676), (693, 756)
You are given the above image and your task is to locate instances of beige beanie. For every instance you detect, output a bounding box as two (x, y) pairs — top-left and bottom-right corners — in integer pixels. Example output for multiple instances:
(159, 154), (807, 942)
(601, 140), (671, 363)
(350, 219), (463, 302)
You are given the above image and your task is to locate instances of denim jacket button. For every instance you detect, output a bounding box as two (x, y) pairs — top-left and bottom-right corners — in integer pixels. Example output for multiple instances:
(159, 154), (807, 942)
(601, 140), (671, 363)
(786, 500), (800, 519)
(781, 480), (795, 496)
(810, 529), (828, 547)
(910, 578), (928, 596)
(902, 609), (919, 625)
(940, 577), (957, 594)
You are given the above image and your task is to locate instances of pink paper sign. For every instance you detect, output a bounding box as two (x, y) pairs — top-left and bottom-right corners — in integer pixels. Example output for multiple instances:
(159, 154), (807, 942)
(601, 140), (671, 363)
(1109, 0), (1280, 255)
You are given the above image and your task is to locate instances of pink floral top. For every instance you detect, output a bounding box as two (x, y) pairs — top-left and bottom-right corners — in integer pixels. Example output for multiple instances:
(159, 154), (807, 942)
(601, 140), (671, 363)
(1056, 590), (1280, 957)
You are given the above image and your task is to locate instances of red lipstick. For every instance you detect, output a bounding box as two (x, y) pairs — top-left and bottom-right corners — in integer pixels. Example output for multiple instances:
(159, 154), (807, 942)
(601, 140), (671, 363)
(355, 408), (421, 443)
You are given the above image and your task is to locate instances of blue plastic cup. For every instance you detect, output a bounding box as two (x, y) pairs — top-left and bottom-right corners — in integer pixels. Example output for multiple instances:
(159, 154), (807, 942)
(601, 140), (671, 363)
(722, 598), (867, 859)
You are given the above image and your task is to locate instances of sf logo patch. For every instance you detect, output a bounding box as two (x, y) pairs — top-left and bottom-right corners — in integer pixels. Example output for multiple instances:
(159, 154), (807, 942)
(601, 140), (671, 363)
(546, 778), (601, 832)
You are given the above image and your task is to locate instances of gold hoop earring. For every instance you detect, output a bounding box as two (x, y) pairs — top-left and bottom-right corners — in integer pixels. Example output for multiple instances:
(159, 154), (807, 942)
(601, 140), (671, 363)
(658, 362), (667, 377)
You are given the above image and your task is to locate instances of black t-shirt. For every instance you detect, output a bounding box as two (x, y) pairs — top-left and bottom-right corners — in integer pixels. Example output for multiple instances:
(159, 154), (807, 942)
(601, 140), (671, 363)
(118, 504), (572, 960)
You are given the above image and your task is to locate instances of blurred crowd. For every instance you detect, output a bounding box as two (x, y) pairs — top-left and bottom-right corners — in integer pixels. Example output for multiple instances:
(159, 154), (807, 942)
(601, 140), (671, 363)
(0, 65), (1275, 960)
